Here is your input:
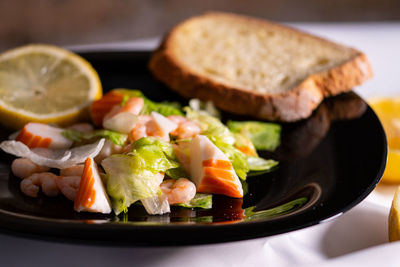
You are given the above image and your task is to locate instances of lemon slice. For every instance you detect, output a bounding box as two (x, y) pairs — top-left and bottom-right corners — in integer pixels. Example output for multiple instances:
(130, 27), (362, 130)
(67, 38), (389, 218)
(0, 44), (102, 129)
(389, 186), (400, 241)
(369, 97), (400, 184)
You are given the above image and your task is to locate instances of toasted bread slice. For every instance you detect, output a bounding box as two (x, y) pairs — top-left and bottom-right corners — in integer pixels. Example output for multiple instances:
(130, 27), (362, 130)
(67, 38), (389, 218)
(149, 12), (372, 122)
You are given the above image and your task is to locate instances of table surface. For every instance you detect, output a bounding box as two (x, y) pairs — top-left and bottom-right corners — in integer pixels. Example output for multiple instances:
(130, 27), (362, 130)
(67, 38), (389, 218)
(1, 22), (400, 267)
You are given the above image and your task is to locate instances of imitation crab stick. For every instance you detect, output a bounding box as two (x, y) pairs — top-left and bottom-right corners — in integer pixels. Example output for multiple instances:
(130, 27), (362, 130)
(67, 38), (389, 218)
(16, 122), (73, 149)
(90, 91), (125, 126)
(190, 135), (243, 198)
(74, 157), (111, 214)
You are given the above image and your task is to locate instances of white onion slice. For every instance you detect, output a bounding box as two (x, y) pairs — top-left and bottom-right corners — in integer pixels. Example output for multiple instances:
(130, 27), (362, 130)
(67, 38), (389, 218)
(141, 193), (170, 215)
(0, 139), (105, 169)
(103, 112), (138, 134)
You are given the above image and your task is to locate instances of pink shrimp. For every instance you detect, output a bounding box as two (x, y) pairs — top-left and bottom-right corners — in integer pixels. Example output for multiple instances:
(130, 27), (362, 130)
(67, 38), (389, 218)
(160, 178), (196, 205)
(60, 165), (85, 177)
(103, 97), (144, 122)
(20, 172), (60, 197)
(168, 115), (201, 139)
(11, 158), (50, 179)
(129, 115), (168, 142)
(56, 176), (81, 201)
(102, 97), (144, 133)
(129, 115), (152, 142)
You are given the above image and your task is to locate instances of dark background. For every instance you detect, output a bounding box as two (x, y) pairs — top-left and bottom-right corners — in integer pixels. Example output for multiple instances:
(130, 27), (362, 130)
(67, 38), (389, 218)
(1, 0), (399, 50)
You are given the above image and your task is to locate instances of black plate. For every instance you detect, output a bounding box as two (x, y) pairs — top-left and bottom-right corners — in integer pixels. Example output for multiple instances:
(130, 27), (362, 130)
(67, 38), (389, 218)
(0, 51), (387, 246)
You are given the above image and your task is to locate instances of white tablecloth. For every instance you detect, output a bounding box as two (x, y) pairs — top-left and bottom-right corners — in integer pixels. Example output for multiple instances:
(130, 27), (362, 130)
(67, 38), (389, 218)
(1, 22), (400, 267)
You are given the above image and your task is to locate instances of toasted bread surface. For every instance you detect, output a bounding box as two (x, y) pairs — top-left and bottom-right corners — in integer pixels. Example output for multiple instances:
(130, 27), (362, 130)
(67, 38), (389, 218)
(149, 12), (372, 121)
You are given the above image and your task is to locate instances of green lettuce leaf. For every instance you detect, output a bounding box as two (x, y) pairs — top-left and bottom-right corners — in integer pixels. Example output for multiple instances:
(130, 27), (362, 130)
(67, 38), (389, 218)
(115, 89), (183, 116)
(102, 137), (182, 214)
(176, 193), (212, 209)
(102, 154), (162, 214)
(227, 120), (281, 151)
(129, 137), (180, 171)
(247, 156), (279, 176)
(165, 166), (188, 179)
(188, 98), (221, 118)
(62, 129), (127, 146)
(184, 107), (235, 145)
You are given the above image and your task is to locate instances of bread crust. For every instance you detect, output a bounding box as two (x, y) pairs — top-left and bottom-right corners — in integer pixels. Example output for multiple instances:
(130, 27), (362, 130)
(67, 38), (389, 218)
(149, 12), (373, 122)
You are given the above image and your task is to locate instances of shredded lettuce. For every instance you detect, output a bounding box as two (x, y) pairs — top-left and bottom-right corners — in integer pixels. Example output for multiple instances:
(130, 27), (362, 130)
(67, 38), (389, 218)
(114, 89), (183, 116)
(102, 137), (182, 214)
(184, 107), (235, 145)
(227, 120), (281, 151)
(165, 166), (188, 179)
(189, 98), (221, 118)
(247, 156), (279, 175)
(129, 137), (180, 171)
(176, 193), (212, 209)
(102, 155), (161, 214)
(62, 129), (128, 146)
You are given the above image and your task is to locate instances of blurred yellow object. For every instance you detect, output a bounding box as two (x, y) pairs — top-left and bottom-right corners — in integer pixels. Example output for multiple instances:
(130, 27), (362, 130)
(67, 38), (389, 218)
(389, 186), (400, 241)
(369, 98), (400, 184)
(0, 44), (102, 129)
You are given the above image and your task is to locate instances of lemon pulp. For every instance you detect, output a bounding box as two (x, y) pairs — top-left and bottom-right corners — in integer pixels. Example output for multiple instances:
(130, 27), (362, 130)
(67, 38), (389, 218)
(0, 44), (102, 129)
(369, 98), (400, 184)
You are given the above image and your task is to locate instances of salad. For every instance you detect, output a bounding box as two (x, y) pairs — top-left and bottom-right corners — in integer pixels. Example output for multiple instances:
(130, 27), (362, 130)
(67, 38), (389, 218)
(0, 88), (281, 216)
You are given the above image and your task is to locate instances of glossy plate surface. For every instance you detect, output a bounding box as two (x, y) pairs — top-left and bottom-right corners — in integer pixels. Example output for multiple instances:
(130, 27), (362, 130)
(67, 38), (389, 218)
(0, 51), (387, 246)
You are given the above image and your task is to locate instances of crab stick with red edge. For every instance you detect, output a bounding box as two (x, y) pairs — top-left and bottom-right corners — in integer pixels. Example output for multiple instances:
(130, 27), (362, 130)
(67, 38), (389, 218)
(190, 135), (243, 198)
(90, 91), (125, 126)
(16, 122), (73, 149)
(74, 157), (111, 214)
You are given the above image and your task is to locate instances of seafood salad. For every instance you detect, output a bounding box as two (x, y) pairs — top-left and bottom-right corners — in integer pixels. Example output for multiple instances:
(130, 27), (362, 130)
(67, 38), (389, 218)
(0, 89), (281, 215)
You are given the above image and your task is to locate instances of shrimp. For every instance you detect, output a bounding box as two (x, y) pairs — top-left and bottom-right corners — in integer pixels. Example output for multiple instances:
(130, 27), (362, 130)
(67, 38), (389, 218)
(20, 172), (60, 197)
(168, 115), (201, 139)
(94, 139), (123, 163)
(56, 176), (81, 201)
(67, 123), (94, 133)
(60, 165), (85, 177)
(11, 158), (50, 179)
(160, 178), (196, 205)
(129, 115), (152, 142)
(102, 97), (144, 133)
(103, 97), (144, 121)
(129, 113), (177, 142)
